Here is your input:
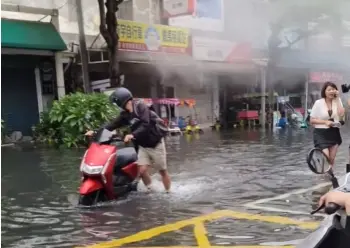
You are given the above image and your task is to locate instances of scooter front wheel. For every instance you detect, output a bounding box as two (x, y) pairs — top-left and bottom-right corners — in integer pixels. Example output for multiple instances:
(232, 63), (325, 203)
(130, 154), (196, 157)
(78, 189), (107, 206)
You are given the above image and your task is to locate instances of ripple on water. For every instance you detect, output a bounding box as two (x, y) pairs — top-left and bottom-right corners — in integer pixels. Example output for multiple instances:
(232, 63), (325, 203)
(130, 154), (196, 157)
(1, 129), (350, 247)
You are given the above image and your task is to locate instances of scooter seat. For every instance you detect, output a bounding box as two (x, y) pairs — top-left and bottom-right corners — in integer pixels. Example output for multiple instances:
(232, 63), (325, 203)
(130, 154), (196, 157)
(116, 147), (137, 168)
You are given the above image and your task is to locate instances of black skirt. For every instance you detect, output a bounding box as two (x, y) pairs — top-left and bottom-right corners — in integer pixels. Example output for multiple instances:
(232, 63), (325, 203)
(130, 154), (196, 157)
(313, 127), (342, 150)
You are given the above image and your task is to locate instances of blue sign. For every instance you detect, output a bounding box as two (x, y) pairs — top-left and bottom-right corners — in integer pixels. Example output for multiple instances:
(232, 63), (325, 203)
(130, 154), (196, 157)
(196, 0), (222, 20)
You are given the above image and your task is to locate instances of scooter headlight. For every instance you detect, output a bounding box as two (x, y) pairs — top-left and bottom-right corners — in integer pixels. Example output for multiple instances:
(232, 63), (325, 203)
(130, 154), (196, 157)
(81, 163), (103, 175)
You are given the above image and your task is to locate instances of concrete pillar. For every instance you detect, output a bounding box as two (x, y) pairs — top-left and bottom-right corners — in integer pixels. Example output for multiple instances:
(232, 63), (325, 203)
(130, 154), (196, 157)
(304, 73), (309, 118)
(34, 67), (44, 116)
(150, 81), (157, 99)
(49, 9), (65, 100)
(212, 74), (220, 123)
(223, 82), (228, 129)
(51, 9), (60, 32)
(160, 80), (168, 118)
(174, 83), (179, 118)
(55, 52), (66, 99)
(260, 67), (267, 127)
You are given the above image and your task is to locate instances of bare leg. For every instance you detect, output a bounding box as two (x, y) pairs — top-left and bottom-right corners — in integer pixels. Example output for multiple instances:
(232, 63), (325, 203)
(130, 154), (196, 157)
(159, 169), (171, 192)
(322, 148), (330, 162)
(328, 145), (339, 168)
(321, 148), (331, 174)
(138, 165), (152, 188)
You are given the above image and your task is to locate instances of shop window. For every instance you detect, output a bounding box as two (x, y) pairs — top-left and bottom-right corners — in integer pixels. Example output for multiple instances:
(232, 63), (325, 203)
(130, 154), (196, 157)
(102, 51), (109, 61)
(289, 96), (302, 108)
(40, 61), (55, 95)
(89, 50), (102, 62)
(165, 86), (174, 97)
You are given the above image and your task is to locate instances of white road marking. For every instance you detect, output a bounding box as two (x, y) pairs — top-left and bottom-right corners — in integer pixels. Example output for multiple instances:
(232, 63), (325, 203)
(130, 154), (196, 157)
(244, 202), (326, 217)
(244, 182), (330, 216)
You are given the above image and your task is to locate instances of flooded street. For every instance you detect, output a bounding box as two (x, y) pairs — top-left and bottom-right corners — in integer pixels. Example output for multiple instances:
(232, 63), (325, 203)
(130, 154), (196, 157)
(2, 128), (349, 248)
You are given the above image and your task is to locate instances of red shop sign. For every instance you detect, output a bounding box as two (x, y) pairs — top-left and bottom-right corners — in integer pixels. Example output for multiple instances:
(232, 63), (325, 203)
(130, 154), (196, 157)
(309, 72), (344, 83)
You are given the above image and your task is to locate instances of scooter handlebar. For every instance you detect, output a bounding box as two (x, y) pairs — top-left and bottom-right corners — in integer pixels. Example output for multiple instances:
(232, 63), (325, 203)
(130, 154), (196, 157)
(325, 202), (342, 215)
(111, 135), (123, 142)
(110, 135), (135, 142)
(310, 202), (343, 215)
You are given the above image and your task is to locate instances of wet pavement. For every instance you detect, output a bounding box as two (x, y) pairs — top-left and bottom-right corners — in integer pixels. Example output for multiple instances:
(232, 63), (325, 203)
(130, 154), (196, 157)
(2, 127), (350, 247)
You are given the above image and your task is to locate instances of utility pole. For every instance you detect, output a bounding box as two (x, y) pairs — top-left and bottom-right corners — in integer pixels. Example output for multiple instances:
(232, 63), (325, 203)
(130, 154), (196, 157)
(260, 67), (266, 128)
(76, 0), (91, 93)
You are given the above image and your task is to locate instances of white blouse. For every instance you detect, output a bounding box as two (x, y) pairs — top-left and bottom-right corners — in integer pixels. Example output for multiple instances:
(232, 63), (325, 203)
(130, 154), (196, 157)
(310, 98), (343, 129)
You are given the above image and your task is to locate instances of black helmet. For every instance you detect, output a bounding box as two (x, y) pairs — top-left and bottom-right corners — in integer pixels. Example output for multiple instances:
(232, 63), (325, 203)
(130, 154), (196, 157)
(109, 87), (133, 109)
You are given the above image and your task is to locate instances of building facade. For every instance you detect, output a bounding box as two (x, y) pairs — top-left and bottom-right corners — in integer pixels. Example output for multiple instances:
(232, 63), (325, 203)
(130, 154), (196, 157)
(1, 3), (70, 135)
(3, 0), (348, 135)
(1, 0), (224, 133)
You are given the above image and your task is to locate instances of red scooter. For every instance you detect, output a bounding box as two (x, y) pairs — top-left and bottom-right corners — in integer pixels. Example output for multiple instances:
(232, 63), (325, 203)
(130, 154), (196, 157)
(78, 129), (138, 206)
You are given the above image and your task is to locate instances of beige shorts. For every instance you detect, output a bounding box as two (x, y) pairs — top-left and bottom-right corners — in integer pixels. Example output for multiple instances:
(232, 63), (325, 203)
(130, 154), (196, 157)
(137, 139), (167, 171)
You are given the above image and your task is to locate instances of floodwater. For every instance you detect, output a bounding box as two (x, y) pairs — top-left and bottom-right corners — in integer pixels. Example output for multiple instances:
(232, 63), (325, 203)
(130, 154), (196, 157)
(2, 127), (350, 248)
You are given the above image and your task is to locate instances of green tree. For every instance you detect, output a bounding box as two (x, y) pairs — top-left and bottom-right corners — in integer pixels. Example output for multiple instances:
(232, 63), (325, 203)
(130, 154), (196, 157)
(266, 0), (346, 104)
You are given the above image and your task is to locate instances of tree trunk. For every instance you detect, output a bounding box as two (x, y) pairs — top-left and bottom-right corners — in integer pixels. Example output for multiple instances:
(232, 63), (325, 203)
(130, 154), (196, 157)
(98, 0), (123, 87)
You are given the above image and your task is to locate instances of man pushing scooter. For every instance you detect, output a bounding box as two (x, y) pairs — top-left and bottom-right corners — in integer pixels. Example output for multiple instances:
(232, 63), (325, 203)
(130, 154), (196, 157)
(85, 87), (171, 193)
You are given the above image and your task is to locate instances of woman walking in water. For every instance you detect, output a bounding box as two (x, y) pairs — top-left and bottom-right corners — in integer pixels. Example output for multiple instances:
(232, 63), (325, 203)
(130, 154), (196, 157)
(310, 81), (345, 169)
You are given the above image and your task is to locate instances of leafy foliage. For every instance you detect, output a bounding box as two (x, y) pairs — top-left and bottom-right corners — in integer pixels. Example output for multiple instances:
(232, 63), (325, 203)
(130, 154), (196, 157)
(265, 0), (346, 106)
(32, 93), (118, 148)
(268, 0), (344, 57)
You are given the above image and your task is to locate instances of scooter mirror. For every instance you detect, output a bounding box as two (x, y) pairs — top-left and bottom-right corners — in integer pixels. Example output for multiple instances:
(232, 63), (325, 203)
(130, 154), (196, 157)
(307, 148), (332, 175)
(309, 162), (332, 175)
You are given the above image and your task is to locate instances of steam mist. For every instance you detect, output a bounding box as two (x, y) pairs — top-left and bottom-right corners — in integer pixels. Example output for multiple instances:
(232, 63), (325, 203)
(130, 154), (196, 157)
(153, 0), (350, 91)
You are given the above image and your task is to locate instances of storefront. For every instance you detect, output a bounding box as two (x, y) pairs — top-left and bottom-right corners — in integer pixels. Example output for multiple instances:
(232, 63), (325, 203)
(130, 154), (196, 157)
(275, 48), (350, 114)
(179, 36), (256, 127)
(1, 18), (67, 136)
(85, 19), (194, 114)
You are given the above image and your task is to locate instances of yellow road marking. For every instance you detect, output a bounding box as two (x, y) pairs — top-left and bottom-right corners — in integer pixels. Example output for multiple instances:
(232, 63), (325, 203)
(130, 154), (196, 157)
(193, 221), (210, 247)
(78, 210), (318, 248)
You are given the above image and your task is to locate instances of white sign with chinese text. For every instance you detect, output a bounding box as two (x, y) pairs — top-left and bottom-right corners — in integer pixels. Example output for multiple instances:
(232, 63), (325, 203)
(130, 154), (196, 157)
(192, 37), (252, 62)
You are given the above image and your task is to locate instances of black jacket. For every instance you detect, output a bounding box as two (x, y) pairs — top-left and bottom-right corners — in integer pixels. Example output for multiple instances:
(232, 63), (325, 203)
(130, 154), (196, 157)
(103, 102), (164, 148)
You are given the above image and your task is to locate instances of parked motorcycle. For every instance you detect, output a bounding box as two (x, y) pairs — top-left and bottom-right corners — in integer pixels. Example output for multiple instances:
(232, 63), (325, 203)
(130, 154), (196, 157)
(78, 129), (138, 206)
(297, 148), (350, 248)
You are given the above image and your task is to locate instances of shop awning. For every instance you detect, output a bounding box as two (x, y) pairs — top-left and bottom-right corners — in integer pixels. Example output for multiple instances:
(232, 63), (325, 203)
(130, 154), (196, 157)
(118, 50), (256, 74)
(1, 19), (67, 51)
(118, 49), (196, 68)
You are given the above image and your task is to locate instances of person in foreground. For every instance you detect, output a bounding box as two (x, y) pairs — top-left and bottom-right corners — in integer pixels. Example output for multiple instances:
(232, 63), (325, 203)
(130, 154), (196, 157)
(310, 81), (345, 169)
(318, 191), (350, 216)
(85, 87), (171, 193)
